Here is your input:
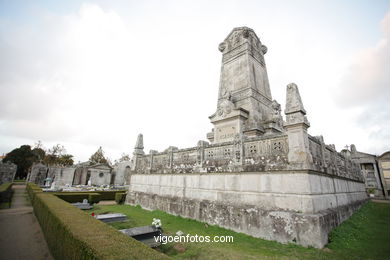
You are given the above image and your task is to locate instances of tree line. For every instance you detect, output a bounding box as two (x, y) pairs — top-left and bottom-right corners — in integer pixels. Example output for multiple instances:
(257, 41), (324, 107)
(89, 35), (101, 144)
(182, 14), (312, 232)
(2, 141), (131, 179)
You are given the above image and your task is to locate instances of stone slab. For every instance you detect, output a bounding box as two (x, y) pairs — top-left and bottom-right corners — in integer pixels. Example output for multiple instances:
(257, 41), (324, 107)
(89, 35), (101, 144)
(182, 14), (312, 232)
(71, 202), (92, 210)
(95, 213), (127, 223)
(126, 190), (368, 248)
(120, 226), (162, 247)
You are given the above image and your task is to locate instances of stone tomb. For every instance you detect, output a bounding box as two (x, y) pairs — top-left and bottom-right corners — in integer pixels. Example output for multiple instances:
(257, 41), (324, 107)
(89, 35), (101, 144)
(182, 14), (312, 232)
(0, 161), (17, 185)
(120, 226), (162, 248)
(125, 27), (367, 248)
(95, 213), (127, 223)
(71, 199), (93, 210)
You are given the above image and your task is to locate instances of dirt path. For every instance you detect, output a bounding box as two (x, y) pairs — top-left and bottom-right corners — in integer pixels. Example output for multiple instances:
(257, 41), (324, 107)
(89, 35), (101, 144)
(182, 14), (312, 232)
(0, 184), (53, 260)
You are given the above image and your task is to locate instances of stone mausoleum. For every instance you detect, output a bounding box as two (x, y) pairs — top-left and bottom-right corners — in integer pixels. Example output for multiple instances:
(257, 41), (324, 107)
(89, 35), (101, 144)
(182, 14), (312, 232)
(125, 27), (368, 248)
(27, 161), (127, 188)
(0, 161), (17, 185)
(341, 144), (388, 198)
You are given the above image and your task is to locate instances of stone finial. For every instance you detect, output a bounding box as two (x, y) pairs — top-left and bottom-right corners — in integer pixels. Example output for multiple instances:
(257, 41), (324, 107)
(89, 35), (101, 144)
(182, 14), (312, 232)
(133, 134), (145, 155)
(284, 83), (310, 128)
(197, 140), (209, 147)
(261, 45), (268, 54)
(284, 83), (312, 169)
(350, 144), (357, 154)
(285, 83), (306, 115)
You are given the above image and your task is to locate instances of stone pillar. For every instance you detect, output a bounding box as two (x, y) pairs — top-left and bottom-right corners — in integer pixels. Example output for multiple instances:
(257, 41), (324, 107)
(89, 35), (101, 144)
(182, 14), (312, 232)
(233, 133), (245, 166)
(164, 146), (178, 171)
(149, 150), (158, 173)
(196, 141), (208, 166)
(131, 134), (145, 171)
(317, 136), (327, 170)
(284, 83), (313, 169)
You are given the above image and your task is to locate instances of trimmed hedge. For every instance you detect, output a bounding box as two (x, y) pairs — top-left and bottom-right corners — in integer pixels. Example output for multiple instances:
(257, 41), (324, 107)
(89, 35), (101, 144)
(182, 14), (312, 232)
(0, 182), (13, 205)
(55, 193), (101, 204)
(27, 183), (168, 260)
(26, 182), (42, 204)
(88, 193), (101, 204)
(53, 190), (126, 201)
(115, 192), (126, 204)
(93, 190), (127, 200)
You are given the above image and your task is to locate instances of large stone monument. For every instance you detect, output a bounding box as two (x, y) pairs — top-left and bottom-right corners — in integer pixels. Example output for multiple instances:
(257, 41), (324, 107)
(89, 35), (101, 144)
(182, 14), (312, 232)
(125, 27), (367, 248)
(208, 27), (282, 144)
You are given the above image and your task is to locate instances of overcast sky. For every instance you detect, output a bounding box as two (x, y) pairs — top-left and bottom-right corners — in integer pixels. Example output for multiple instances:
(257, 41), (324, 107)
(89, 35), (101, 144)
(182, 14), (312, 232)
(1, 0), (389, 162)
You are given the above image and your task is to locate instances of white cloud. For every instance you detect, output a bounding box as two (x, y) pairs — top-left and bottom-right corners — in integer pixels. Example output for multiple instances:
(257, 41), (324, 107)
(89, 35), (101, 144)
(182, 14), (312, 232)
(0, 2), (389, 161)
(333, 11), (390, 154)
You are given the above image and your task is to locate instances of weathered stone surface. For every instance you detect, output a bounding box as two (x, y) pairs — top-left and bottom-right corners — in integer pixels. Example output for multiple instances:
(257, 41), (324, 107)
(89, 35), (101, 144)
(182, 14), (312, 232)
(122, 26), (368, 248)
(134, 134), (145, 155)
(120, 226), (162, 248)
(95, 213), (127, 223)
(72, 201), (92, 210)
(126, 190), (366, 248)
(208, 27), (281, 144)
(0, 161), (17, 184)
(377, 151), (390, 197)
(128, 172), (365, 214)
(342, 145), (386, 197)
(27, 163), (48, 185)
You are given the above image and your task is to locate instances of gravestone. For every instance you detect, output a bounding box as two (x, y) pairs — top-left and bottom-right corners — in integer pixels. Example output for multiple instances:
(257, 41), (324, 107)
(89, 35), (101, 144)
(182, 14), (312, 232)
(120, 226), (162, 247)
(95, 213), (127, 223)
(72, 199), (92, 210)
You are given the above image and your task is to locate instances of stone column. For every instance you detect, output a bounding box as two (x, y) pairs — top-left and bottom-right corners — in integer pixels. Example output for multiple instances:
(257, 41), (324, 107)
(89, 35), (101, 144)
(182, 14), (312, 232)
(284, 83), (313, 170)
(196, 141), (208, 166)
(319, 136), (327, 170)
(149, 150), (158, 173)
(131, 134), (145, 171)
(233, 133), (245, 166)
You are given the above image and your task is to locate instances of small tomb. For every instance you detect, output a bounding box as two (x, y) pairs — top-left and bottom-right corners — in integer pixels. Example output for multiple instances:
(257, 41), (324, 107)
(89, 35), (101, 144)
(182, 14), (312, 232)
(120, 226), (162, 247)
(95, 213), (127, 223)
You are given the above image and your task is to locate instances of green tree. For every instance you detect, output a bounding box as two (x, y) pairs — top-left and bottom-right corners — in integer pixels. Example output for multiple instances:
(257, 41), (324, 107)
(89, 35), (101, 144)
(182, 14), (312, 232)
(89, 146), (108, 165)
(57, 154), (74, 166)
(43, 144), (74, 166)
(2, 145), (39, 179)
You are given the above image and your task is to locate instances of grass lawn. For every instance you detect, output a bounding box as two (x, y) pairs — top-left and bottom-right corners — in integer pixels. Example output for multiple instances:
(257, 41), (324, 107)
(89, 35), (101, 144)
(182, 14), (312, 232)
(86, 202), (390, 260)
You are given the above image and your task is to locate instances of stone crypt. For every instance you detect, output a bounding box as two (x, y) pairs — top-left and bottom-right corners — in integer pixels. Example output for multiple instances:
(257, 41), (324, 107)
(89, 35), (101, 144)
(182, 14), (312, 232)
(125, 27), (367, 248)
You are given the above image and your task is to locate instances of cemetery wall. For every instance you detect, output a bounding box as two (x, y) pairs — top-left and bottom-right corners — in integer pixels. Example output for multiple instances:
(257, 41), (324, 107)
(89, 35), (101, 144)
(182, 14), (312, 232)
(126, 134), (367, 248)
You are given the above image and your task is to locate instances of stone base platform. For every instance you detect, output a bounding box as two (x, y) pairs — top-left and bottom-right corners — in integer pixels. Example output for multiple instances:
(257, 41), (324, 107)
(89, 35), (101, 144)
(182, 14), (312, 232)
(126, 191), (367, 248)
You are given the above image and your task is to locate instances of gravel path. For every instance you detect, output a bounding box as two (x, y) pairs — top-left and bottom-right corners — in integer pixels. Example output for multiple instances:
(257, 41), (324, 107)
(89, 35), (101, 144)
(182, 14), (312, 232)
(0, 184), (53, 260)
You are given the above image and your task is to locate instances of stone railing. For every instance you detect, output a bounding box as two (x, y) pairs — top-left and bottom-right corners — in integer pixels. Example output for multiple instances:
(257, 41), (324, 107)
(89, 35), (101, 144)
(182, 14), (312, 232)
(132, 133), (364, 183)
(308, 136), (363, 182)
(132, 134), (288, 174)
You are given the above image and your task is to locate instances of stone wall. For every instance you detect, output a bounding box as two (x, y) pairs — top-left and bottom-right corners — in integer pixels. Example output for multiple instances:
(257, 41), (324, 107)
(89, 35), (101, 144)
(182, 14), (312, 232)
(56, 167), (76, 186)
(378, 152), (390, 196)
(125, 27), (368, 248)
(127, 189), (366, 248)
(133, 135), (289, 174)
(0, 161), (17, 184)
(112, 161), (131, 185)
(28, 162), (117, 187)
(27, 163), (48, 185)
(128, 172), (365, 214)
(308, 136), (363, 182)
(131, 134), (362, 181)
